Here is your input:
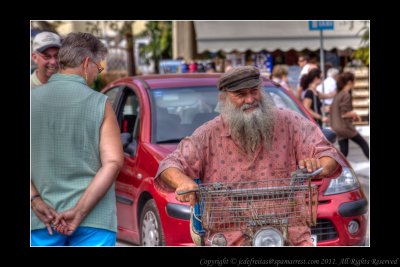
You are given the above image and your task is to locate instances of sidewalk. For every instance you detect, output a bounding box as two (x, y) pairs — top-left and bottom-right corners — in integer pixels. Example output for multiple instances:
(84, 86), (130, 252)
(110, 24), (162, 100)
(345, 125), (369, 178)
(334, 124), (369, 193)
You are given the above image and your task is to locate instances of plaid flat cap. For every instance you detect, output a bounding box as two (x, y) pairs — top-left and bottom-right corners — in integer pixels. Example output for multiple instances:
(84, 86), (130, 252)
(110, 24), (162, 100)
(218, 65), (263, 91)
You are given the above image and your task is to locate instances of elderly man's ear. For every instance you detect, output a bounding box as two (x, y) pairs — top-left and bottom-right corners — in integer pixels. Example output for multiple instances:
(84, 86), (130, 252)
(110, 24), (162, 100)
(219, 93), (227, 101)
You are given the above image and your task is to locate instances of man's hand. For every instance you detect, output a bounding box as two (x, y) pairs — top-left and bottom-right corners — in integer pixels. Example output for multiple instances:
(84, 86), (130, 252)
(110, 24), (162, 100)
(175, 181), (199, 206)
(352, 112), (362, 122)
(298, 158), (321, 173)
(53, 207), (86, 236)
(299, 156), (338, 178)
(31, 197), (58, 235)
(160, 167), (199, 206)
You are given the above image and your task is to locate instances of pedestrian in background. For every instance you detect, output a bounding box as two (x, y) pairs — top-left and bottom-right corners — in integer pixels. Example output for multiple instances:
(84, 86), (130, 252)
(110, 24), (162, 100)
(301, 68), (336, 127)
(271, 64), (293, 93)
(224, 59), (233, 72)
(205, 61), (216, 73)
(31, 31), (61, 88)
(31, 32), (124, 246)
(317, 67), (339, 106)
(296, 53), (318, 100)
(330, 72), (369, 159)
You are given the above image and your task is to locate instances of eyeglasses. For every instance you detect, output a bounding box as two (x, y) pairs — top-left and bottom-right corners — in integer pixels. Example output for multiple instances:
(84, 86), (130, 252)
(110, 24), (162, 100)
(91, 59), (104, 74)
(35, 51), (58, 61)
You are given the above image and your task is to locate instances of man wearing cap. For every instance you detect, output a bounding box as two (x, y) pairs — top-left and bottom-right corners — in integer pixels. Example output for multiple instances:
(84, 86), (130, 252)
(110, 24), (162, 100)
(31, 31), (61, 88)
(155, 66), (344, 246)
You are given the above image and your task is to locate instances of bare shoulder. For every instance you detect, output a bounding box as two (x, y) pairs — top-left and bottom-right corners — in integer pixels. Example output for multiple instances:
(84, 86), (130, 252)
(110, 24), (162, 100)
(103, 101), (116, 119)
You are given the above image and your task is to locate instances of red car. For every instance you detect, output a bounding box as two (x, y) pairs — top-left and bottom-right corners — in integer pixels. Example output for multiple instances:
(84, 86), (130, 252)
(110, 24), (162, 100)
(101, 73), (368, 246)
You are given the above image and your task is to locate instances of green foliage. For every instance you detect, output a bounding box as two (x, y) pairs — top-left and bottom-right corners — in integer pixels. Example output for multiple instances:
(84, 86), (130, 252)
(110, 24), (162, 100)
(92, 75), (106, 92)
(353, 47), (369, 66)
(31, 21), (64, 34)
(352, 24), (369, 66)
(85, 21), (136, 76)
(138, 21), (173, 73)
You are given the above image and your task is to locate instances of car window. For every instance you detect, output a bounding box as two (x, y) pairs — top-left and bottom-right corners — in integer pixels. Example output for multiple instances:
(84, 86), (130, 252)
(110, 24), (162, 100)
(149, 84), (307, 144)
(263, 86), (307, 118)
(149, 86), (218, 143)
(120, 91), (140, 135)
(104, 86), (123, 109)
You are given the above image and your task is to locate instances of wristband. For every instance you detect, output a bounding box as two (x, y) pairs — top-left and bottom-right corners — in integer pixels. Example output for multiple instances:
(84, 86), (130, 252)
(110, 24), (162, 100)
(31, 194), (41, 202)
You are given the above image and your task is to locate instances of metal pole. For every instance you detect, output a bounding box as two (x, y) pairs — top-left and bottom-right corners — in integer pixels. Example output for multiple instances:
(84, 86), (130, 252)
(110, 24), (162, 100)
(320, 29), (326, 128)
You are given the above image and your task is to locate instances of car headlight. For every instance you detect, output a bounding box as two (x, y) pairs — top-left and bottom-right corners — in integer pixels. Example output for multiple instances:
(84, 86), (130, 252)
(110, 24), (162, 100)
(324, 167), (360, 195)
(210, 233), (227, 246)
(252, 227), (284, 246)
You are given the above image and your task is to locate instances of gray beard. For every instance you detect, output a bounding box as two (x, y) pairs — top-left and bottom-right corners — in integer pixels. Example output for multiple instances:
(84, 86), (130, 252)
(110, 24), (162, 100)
(219, 91), (275, 155)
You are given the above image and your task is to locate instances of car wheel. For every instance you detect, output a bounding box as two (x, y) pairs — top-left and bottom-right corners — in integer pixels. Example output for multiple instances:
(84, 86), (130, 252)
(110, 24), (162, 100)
(140, 199), (165, 246)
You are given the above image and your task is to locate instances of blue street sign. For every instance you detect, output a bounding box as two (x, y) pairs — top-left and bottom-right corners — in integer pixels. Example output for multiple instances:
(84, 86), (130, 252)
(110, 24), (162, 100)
(309, 20), (334, 31)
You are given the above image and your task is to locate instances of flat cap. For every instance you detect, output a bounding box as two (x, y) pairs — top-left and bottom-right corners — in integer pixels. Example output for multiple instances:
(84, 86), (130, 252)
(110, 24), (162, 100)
(218, 65), (262, 91)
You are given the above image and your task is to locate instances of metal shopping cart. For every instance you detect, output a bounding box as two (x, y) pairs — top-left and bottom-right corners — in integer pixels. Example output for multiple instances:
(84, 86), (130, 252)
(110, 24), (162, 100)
(178, 167), (321, 246)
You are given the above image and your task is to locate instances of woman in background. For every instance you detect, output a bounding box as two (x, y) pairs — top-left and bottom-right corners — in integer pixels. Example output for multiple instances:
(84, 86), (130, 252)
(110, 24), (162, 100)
(301, 68), (335, 127)
(330, 72), (369, 159)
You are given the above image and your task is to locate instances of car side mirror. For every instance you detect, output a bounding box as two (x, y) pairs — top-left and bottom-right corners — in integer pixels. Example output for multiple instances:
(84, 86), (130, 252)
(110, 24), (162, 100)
(321, 128), (337, 144)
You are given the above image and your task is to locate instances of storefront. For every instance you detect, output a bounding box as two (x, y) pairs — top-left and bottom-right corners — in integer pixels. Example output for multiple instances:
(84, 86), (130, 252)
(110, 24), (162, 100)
(194, 21), (365, 54)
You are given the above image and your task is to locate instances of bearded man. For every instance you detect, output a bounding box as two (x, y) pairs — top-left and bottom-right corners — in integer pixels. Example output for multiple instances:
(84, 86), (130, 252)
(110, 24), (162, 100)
(155, 66), (344, 246)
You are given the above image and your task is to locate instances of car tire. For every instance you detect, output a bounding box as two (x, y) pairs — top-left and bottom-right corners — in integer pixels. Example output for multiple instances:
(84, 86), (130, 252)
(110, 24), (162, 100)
(140, 199), (165, 246)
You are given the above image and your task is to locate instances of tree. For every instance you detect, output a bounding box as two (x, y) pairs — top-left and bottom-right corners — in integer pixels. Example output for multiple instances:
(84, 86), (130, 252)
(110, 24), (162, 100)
(352, 23), (369, 66)
(31, 21), (64, 34)
(86, 21), (136, 76)
(138, 21), (172, 74)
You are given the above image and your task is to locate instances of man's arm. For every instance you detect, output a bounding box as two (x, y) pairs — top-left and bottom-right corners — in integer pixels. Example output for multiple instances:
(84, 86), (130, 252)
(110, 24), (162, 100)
(31, 181), (58, 235)
(159, 167), (198, 206)
(54, 101), (124, 235)
(73, 101), (124, 217)
(290, 109), (344, 178)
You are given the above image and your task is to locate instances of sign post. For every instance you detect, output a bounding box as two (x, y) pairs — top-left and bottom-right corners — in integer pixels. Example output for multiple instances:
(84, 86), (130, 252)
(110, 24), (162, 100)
(309, 21), (334, 128)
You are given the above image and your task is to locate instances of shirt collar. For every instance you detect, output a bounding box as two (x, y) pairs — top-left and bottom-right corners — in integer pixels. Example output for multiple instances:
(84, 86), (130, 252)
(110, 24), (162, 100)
(48, 73), (87, 85)
(31, 70), (42, 86)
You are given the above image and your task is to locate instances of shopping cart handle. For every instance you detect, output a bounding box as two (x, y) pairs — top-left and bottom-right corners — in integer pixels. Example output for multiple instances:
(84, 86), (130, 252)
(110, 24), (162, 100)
(176, 188), (199, 195)
(298, 167), (324, 177)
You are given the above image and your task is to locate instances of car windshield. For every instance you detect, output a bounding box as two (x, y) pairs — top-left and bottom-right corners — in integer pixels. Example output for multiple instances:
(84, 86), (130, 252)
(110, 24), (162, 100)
(149, 85), (306, 144)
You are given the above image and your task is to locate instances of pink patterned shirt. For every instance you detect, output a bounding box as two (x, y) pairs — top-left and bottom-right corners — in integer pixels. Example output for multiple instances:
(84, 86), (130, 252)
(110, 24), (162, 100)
(156, 107), (344, 246)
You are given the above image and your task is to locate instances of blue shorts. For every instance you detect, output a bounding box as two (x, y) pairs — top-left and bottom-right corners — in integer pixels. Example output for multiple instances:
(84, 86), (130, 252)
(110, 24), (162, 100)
(31, 226), (116, 246)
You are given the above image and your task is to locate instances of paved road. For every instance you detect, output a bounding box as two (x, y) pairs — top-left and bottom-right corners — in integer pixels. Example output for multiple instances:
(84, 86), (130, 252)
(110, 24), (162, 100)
(117, 239), (135, 246)
(341, 125), (370, 246)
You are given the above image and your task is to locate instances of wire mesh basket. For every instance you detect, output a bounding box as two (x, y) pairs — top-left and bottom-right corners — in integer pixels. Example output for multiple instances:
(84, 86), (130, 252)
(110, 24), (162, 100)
(194, 176), (318, 232)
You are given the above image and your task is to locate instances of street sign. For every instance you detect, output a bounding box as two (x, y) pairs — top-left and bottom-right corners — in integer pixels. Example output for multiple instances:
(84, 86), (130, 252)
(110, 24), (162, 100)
(308, 20), (334, 127)
(309, 21), (334, 31)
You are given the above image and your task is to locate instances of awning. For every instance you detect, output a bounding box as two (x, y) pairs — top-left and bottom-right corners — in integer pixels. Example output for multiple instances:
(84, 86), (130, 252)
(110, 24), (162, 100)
(194, 21), (367, 53)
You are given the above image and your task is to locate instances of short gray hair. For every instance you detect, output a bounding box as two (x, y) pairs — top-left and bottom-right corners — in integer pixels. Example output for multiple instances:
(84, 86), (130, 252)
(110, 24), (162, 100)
(327, 68), (339, 78)
(58, 32), (108, 69)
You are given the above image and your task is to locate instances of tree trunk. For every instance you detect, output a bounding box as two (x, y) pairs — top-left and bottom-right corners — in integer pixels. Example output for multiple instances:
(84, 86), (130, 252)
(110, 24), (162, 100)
(126, 32), (136, 76)
(154, 58), (160, 74)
